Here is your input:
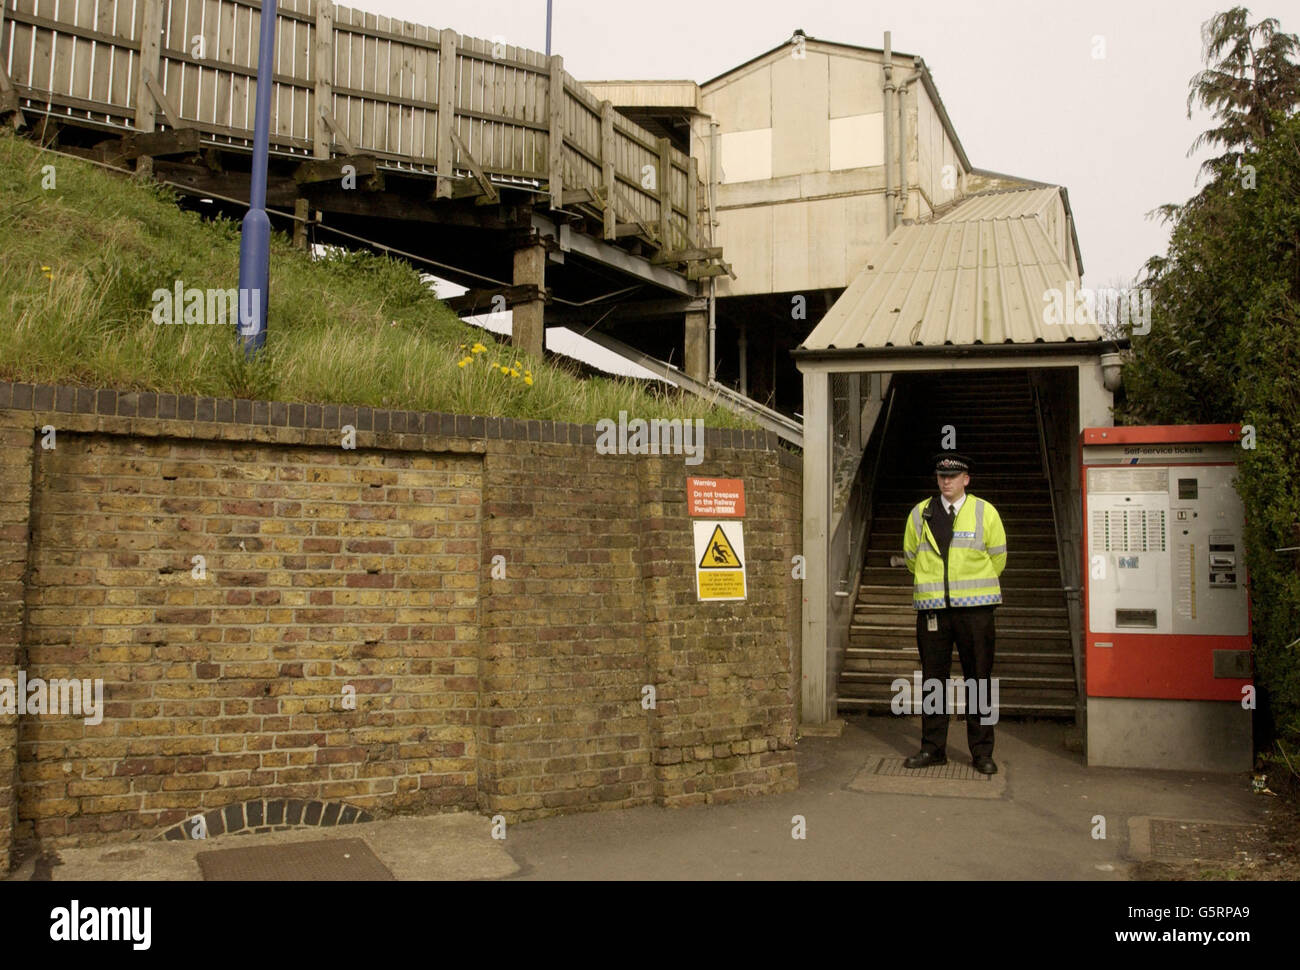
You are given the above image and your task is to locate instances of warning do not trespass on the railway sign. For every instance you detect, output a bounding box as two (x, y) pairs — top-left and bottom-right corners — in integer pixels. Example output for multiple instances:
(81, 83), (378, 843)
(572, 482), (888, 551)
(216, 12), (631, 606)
(693, 520), (746, 601)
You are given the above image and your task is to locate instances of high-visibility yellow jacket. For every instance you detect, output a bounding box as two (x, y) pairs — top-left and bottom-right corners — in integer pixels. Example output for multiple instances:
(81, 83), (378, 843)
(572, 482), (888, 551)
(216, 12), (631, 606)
(902, 494), (1007, 610)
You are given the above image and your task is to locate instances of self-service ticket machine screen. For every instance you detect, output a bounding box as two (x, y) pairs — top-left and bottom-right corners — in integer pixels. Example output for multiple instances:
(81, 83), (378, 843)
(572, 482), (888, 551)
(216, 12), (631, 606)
(1081, 426), (1252, 772)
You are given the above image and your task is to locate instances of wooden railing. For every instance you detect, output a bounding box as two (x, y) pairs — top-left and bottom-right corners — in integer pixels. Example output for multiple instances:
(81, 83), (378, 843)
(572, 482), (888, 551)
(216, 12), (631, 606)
(0, 0), (700, 250)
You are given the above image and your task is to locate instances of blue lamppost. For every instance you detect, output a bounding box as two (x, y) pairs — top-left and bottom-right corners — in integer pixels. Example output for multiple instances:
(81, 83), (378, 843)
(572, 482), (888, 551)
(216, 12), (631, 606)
(237, 0), (278, 356)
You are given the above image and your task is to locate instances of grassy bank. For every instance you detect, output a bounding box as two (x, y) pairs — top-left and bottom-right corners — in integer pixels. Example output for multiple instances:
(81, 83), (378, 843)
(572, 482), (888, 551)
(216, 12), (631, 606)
(0, 130), (748, 427)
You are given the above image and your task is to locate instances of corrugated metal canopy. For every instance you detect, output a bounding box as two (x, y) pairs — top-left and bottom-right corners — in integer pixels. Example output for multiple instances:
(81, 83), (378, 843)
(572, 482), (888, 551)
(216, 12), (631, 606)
(936, 186), (1060, 222)
(800, 203), (1101, 351)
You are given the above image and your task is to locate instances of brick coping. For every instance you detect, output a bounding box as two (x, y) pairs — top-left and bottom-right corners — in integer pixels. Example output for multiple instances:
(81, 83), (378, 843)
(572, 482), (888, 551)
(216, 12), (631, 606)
(0, 380), (798, 462)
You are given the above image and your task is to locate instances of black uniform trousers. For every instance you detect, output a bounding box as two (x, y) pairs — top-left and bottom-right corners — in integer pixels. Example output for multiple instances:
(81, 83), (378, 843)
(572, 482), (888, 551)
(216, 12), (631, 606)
(915, 605), (997, 758)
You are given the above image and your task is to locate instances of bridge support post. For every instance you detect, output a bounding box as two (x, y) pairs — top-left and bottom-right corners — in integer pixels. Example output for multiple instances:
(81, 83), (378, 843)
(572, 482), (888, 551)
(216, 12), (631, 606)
(293, 198), (309, 250)
(512, 241), (546, 359)
(133, 0), (165, 176)
(684, 309), (708, 384)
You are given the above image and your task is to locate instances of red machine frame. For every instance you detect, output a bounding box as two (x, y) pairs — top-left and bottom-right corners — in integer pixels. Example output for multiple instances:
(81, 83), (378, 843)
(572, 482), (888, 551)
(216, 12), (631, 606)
(1080, 424), (1252, 701)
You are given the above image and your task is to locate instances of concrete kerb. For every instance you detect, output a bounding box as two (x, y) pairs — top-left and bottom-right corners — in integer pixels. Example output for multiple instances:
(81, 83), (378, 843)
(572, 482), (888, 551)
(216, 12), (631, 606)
(4, 812), (518, 882)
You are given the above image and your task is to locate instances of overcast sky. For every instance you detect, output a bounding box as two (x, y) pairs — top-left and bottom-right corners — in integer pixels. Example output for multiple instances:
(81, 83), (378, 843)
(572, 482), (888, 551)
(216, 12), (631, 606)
(349, 0), (1282, 288)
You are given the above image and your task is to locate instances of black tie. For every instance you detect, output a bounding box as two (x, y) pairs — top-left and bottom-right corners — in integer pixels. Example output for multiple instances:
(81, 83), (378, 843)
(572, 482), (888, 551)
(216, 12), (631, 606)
(947, 505), (956, 525)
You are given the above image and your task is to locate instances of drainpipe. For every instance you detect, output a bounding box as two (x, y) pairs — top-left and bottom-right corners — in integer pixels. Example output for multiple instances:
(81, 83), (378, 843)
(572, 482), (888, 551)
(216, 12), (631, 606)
(882, 32), (895, 234)
(709, 120), (720, 382)
(896, 71), (921, 226)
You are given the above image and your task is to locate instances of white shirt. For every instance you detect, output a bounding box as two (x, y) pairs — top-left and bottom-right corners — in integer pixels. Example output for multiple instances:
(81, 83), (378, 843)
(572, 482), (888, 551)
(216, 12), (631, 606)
(942, 493), (967, 516)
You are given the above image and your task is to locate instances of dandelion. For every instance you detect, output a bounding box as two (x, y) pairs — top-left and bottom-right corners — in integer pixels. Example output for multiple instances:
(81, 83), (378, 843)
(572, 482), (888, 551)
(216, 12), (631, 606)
(41, 265), (52, 280)
(510, 368), (520, 378)
(471, 342), (487, 354)
(524, 374), (534, 386)
(457, 357), (472, 367)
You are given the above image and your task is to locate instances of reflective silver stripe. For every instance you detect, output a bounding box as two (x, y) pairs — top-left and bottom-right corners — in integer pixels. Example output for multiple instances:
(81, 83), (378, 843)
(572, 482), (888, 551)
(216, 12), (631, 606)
(987, 544), (1007, 555)
(910, 505), (923, 539)
(904, 550), (916, 559)
(949, 539), (982, 549)
(974, 499), (985, 545)
(917, 541), (936, 555)
(949, 578), (995, 590)
(914, 582), (946, 593)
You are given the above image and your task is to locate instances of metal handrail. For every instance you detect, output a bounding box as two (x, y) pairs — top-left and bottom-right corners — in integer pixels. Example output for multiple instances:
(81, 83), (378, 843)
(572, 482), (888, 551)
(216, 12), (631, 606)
(1033, 383), (1086, 720)
(840, 378), (898, 592)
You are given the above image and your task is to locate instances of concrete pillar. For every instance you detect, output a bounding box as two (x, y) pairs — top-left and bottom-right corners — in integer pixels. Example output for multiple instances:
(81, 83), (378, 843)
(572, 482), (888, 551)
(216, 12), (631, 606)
(800, 368), (832, 723)
(1078, 360), (1114, 428)
(512, 243), (546, 359)
(685, 310), (708, 383)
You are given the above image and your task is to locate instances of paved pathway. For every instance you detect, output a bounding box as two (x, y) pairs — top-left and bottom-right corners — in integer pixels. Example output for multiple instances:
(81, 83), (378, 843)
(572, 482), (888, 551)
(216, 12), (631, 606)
(7, 716), (1263, 881)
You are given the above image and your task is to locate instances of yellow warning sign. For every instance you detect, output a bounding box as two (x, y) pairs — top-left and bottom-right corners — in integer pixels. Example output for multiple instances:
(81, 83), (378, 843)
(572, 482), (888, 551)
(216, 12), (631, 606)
(692, 520), (746, 601)
(698, 524), (742, 569)
(697, 570), (746, 599)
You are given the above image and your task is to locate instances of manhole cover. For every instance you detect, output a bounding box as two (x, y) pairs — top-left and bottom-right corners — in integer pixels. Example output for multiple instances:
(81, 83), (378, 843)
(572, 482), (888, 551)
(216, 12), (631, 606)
(846, 755), (1006, 799)
(1128, 818), (1262, 862)
(196, 838), (395, 881)
(873, 757), (987, 781)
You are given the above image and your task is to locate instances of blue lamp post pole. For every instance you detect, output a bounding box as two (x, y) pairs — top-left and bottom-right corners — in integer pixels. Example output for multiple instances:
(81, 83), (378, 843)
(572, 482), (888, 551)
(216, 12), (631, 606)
(237, 0), (279, 356)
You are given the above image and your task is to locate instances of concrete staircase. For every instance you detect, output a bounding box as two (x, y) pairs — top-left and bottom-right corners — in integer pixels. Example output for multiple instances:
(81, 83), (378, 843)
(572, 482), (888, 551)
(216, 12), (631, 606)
(837, 370), (1076, 718)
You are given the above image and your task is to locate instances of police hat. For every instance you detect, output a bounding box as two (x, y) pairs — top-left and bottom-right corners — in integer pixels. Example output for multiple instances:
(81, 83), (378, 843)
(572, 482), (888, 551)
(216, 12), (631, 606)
(932, 452), (973, 475)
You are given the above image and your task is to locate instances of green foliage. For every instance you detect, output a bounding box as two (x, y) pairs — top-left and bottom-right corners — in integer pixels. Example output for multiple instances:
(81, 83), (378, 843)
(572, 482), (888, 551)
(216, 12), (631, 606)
(1186, 6), (1300, 180)
(1121, 11), (1300, 746)
(215, 338), (280, 401)
(0, 130), (750, 429)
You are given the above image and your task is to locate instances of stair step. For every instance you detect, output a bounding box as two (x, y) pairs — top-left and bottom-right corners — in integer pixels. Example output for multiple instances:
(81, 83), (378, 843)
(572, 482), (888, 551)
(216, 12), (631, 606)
(850, 623), (1069, 638)
(840, 671), (1076, 687)
(837, 697), (1076, 717)
(856, 587), (1069, 607)
(853, 607), (1068, 623)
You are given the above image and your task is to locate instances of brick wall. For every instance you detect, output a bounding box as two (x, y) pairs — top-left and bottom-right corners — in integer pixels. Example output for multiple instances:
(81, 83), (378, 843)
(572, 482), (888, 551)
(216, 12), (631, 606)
(0, 425), (34, 873)
(0, 383), (800, 865)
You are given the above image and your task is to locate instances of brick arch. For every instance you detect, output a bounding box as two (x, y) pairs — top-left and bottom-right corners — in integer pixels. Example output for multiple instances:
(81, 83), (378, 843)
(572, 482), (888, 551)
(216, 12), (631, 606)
(159, 799), (374, 841)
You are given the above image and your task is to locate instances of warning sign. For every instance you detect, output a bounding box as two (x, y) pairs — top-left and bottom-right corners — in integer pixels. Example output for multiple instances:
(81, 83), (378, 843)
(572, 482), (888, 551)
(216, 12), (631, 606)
(687, 477), (745, 517)
(698, 524), (742, 568)
(693, 521), (746, 601)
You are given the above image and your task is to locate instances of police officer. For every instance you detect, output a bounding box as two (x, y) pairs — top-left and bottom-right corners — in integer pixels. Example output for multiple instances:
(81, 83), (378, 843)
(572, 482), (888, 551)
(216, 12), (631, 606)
(901, 453), (1007, 774)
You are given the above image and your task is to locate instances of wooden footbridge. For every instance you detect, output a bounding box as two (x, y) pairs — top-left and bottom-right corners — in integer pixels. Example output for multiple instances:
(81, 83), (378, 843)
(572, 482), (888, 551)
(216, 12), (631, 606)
(0, 0), (732, 368)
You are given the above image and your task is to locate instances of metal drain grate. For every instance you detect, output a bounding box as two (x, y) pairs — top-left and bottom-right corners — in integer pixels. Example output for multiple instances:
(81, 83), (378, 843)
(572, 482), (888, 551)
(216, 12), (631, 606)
(874, 757), (990, 781)
(847, 755), (1006, 799)
(1147, 819), (1260, 861)
(196, 837), (396, 881)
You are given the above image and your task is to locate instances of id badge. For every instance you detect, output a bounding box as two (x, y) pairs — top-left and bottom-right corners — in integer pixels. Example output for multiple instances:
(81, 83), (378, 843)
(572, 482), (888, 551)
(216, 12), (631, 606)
(926, 612), (938, 632)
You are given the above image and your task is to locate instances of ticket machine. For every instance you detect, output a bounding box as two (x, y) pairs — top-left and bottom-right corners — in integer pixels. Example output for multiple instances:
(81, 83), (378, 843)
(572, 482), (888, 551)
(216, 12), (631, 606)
(1081, 425), (1252, 771)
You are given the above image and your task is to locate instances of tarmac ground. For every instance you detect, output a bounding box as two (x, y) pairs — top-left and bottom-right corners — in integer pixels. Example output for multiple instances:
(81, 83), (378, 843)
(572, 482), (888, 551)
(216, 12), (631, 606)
(5, 713), (1268, 881)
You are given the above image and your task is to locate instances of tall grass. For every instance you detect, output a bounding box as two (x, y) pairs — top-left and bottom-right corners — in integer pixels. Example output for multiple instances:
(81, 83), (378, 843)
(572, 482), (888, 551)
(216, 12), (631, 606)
(0, 130), (750, 428)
